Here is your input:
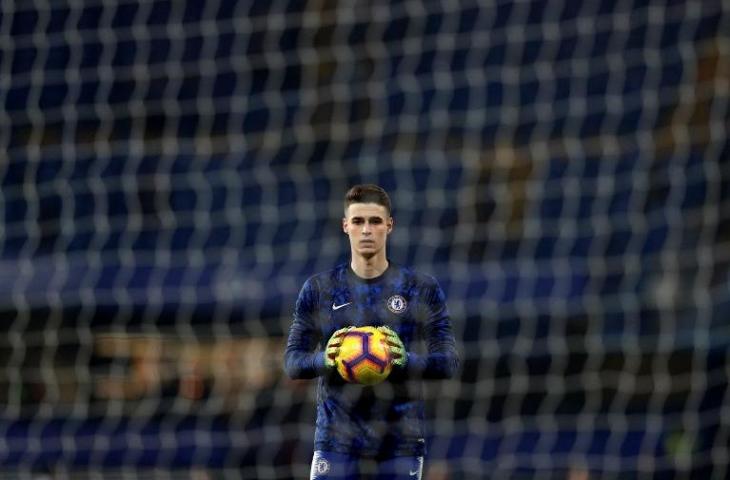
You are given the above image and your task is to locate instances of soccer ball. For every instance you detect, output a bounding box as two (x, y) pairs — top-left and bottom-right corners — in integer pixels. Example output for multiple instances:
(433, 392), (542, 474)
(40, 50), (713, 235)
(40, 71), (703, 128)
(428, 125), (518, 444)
(336, 326), (393, 385)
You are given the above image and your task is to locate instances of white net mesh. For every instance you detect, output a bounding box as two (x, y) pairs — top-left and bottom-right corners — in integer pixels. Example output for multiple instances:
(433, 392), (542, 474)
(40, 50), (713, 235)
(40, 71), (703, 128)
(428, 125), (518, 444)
(1, 0), (729, 478)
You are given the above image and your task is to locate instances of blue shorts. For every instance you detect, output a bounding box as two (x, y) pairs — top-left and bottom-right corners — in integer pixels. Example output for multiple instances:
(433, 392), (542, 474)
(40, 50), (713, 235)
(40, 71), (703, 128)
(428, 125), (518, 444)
(310, 450), (423, 480)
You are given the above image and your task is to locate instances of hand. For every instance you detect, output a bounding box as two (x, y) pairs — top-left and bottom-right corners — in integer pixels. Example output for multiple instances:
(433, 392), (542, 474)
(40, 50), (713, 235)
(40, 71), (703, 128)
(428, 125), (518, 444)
(377, 326), (407, 367)
(325, 327), (353, 368)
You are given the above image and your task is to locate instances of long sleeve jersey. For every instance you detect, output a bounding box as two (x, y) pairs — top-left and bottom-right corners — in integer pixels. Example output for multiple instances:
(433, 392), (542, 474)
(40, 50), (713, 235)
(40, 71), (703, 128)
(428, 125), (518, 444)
(284, 262), (459, 458)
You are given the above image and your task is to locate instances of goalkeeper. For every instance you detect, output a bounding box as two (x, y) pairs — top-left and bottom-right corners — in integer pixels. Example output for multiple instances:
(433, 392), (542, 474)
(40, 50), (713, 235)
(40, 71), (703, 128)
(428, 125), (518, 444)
(284, 184), (459, 479)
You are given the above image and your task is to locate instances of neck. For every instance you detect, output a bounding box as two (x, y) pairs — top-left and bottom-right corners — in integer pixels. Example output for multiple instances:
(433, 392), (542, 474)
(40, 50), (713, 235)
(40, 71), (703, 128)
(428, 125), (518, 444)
(350, 253), (389, 279)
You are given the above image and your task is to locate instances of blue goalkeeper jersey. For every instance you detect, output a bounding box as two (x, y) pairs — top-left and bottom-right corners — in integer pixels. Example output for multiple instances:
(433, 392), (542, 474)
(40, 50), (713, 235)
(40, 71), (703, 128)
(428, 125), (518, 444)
(284, 262), (459, 458)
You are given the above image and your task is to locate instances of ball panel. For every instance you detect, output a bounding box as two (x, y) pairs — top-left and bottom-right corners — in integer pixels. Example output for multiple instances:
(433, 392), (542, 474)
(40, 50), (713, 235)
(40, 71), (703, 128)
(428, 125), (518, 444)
(335, 326), (393, 385)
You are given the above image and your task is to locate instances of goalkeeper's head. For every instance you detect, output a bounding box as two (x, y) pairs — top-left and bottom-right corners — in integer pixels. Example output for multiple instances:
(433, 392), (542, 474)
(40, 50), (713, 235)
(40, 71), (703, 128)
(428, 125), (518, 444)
(343, 184), (392, 216)
(342, 184), (393, 262)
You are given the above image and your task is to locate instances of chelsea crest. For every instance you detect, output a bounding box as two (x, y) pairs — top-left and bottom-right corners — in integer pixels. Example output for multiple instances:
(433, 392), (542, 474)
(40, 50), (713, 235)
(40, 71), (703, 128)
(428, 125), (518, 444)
(387, 295), (408, 314)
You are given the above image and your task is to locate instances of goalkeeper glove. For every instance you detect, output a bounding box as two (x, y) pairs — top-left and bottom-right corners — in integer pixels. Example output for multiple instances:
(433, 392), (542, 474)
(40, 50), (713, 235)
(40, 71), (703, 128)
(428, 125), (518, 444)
(324, 326), (353, 369)
(377, 325), (407, 367)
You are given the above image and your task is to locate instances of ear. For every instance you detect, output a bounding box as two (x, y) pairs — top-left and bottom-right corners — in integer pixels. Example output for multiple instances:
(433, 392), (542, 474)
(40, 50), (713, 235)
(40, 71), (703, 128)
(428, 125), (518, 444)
(387, 217), (394, 233)
(342, 217), (348, 234)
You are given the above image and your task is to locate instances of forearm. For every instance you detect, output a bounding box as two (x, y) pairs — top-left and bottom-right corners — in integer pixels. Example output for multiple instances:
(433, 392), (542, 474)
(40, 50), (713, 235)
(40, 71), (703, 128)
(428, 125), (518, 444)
(285, 278), (326, 379)
(284, 349), (327, 379)
(407, 279), (460, 379)
(405, 343), (459, 379)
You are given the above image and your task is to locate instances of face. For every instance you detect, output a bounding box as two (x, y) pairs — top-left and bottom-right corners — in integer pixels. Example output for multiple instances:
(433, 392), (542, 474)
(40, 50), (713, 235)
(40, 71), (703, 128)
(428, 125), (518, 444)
(342, 203), (393, 259)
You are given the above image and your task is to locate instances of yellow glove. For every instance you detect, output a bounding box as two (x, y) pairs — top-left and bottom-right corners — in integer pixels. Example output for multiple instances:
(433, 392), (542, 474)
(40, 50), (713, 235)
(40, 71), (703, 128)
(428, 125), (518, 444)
(377, 326), (407, 367)
(324, 327), (353, 368)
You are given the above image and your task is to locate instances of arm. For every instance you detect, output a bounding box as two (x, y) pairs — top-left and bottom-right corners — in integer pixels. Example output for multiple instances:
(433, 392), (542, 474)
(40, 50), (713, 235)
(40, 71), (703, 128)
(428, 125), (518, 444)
(405, 278), (460, 379)
(284, 278), (327, 379)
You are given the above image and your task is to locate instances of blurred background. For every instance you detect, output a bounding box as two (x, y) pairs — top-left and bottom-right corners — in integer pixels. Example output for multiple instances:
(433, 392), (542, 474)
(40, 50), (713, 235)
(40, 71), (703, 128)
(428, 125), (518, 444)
(1, 0), (729, 478)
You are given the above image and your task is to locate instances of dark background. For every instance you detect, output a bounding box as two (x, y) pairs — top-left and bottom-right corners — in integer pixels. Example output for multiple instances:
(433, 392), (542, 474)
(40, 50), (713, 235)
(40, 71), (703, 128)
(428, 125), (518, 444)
(1, 1), (728, 478)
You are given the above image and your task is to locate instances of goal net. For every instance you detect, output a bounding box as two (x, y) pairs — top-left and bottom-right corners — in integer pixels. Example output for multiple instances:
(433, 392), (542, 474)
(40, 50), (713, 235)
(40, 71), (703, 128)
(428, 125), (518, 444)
(1, 0), (728, 478)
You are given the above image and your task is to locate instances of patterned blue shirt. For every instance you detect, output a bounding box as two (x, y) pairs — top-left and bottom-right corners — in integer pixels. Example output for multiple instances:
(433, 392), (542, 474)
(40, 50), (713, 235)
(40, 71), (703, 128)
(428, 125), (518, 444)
(284, 262), (459, 458)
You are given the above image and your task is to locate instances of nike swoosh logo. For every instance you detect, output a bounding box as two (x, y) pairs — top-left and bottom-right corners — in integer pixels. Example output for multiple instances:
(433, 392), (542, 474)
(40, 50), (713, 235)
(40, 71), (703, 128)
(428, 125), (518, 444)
(332, 302), (351, 310)
(410, 456), (423, 477)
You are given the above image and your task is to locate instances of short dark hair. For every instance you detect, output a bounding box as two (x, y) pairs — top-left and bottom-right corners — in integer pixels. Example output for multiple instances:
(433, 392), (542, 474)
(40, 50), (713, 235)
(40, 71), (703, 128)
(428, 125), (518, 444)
(344, 184), (392, 216)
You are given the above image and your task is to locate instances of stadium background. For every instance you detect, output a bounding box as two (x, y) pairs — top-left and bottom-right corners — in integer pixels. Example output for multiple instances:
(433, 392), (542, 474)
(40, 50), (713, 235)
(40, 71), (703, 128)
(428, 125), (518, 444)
(1, 1), (729, 478)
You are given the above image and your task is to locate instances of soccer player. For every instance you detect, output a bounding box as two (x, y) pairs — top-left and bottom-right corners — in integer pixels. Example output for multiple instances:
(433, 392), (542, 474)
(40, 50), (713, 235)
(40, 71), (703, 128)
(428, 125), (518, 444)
(284, 184), (459, 479)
